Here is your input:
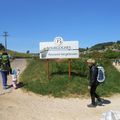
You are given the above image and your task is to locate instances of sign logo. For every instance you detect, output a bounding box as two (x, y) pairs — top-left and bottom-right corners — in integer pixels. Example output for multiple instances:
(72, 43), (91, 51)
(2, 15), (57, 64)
(54, 36), (63, 46)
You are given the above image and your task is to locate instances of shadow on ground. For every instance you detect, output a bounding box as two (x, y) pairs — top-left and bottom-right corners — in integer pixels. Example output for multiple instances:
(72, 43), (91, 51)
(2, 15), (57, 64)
(17, 82), (24, 89)
(8, 82), (25, 89)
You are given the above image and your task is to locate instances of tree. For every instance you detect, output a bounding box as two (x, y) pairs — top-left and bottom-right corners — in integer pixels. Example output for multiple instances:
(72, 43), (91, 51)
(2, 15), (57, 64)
(0, 43), (5, 50)
(26, 50), (30, 54)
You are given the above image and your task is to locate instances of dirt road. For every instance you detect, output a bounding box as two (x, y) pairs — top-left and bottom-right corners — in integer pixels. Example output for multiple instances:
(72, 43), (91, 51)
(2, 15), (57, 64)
(0, 59), (120, 120)
(113, 62), (120, 72)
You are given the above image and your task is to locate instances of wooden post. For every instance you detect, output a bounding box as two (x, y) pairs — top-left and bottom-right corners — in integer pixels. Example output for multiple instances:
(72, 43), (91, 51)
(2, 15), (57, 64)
(46, 59), (50, 80)
(68, 59), (71, 80)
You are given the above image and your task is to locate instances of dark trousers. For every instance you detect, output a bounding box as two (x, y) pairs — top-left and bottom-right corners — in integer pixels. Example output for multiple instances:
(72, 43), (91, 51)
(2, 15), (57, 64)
(1, 71), (8, 87)
(90, 82), (100, 105)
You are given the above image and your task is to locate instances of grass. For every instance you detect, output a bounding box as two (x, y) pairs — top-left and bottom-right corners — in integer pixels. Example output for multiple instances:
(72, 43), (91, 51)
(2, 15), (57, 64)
(98, 61), (120, 96)
(20, 58), (120, 98)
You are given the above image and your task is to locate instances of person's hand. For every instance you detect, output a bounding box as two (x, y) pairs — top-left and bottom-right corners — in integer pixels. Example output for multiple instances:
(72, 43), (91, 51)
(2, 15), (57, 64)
(88, 86), (91, 90)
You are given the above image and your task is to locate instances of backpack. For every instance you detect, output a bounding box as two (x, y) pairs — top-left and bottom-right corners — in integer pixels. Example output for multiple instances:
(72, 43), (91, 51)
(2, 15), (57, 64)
(1, 54), (10, 71)
(97, 65), (105, 83)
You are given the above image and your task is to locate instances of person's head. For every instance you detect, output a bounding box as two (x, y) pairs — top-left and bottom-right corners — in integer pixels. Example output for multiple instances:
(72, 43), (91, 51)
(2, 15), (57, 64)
(87, 58), (96, 66)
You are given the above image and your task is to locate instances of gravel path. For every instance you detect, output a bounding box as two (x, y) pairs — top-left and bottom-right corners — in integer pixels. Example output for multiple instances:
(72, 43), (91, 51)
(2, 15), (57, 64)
(113, 62), (120, 72)
(0, 59), (120, 120)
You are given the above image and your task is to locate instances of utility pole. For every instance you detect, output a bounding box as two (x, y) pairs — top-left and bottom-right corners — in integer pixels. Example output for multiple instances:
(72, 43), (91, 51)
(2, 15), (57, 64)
(2, 32), (9, 51)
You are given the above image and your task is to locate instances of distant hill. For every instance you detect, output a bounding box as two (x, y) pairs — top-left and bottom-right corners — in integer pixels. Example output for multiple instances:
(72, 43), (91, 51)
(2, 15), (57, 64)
(0, 43), (34, 58)
(79, 48), (86, 52)
(1, 40), (120, 56)
(7, 50), (35, 58)
(90, 40), (120, 50)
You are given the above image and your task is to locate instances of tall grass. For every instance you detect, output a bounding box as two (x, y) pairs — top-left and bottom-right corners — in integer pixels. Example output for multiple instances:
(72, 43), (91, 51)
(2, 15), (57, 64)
(20, 58), (120, 97)
(98, 59), (120, 96)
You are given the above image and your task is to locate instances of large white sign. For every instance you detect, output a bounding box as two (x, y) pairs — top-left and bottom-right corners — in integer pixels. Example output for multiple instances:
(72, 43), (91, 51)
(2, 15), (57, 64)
(39, 37), (79, 59)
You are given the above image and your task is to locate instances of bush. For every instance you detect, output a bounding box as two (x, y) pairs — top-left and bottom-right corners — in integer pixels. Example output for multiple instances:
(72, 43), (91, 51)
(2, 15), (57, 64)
(104, 50), (120, 59)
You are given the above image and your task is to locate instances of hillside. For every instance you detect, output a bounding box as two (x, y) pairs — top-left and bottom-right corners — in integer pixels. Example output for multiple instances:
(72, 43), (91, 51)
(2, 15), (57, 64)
(90, 40), (120, 50)
(0, 46), (35, 58)
(21, 58), (120, 97)
(0, 40), (120, 58)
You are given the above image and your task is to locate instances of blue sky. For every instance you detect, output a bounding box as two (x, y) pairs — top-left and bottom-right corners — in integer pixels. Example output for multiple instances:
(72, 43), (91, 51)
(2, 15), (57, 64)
(0, 0), (120, 53)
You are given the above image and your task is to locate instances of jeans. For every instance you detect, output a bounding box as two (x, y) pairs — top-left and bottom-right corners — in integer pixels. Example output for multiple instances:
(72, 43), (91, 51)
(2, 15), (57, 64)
(1, 71), (8, 87)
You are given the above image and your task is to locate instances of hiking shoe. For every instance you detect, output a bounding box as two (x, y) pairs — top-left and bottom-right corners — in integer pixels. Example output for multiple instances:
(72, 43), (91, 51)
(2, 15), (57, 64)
(97, 101), (103, 106)
(87, 103), (96, 108)
(97, 98), (103, 102)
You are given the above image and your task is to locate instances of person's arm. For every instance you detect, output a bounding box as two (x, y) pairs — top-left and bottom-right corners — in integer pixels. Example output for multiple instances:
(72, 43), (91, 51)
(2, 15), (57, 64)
(91, 66), (98, 84)
(8, 57), (12, 74)
(7, 55), (11, 67)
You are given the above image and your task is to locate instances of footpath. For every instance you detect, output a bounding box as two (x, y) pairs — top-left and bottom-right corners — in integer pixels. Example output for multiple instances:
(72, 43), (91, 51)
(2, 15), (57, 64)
(113, 62), (120, 72)
(0, 59), (120, 120)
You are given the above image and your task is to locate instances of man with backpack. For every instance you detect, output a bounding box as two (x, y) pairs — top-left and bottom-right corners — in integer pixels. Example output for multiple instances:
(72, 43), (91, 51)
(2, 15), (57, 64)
(87, 58), (103, 107)
(0, 51), (12, 89)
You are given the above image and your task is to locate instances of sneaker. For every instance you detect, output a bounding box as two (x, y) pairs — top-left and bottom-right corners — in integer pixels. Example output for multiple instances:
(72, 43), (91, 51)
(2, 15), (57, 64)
(3, 85), (10, 90)
(87, 103), (96, 108)
(96, 98), (103, 106)
(97, 101), (103, 106)
(97, 98), (103, 102)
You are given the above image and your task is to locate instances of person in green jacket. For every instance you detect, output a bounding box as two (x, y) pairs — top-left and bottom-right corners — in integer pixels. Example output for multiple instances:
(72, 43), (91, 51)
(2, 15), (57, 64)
(0, 52), (12, 89)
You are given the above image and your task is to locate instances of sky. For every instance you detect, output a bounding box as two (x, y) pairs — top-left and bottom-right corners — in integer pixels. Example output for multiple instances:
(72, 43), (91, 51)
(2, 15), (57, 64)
(0, 0), (120, 53)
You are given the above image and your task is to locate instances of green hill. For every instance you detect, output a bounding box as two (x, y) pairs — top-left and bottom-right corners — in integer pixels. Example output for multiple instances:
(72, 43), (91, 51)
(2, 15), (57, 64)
(20, 58), (120, 98)
(90, 41), (120, 50)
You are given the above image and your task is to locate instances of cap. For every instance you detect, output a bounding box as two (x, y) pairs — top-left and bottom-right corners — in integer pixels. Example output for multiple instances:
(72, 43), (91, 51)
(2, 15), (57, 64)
(87, 58), (96, 64)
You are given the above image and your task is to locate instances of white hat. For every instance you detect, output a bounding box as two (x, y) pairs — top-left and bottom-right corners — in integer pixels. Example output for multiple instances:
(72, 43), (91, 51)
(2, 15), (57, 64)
(87, 58), (96, 63)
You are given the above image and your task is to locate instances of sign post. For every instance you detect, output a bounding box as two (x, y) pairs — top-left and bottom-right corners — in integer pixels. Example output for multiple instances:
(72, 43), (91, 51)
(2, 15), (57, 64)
(46, 59), (50, 80)
(68, 59), (71, 80)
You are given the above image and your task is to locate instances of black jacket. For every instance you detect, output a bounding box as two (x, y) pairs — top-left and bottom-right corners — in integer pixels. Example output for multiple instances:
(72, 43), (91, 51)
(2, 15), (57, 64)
(89, 64), (98, 86)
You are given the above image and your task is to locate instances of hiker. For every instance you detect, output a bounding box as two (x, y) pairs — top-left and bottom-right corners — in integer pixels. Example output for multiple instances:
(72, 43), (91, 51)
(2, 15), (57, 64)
(118, 59), (120, 66)
(87, 58), (102, 107)
(115, 59), (117, 65)
(11, 68), (20, 89)
(0, 52), (12, 89)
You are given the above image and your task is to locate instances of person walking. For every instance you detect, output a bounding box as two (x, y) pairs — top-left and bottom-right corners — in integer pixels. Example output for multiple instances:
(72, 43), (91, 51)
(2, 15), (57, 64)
(87, 58), (102, 107)
(0, 51), (12, 89)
